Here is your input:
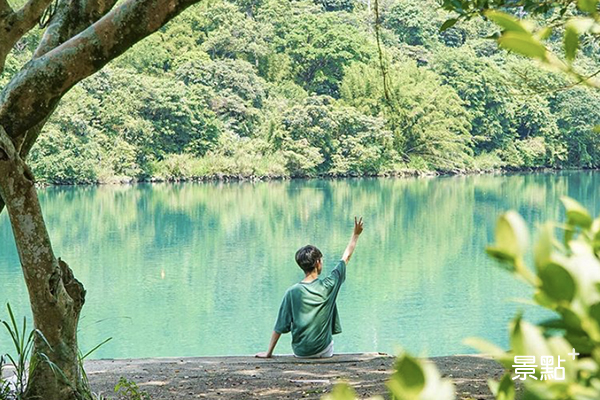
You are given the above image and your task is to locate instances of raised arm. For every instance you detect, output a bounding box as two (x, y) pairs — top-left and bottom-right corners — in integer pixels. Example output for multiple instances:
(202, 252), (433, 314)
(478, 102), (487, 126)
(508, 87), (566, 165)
(341, 217), (363, 264)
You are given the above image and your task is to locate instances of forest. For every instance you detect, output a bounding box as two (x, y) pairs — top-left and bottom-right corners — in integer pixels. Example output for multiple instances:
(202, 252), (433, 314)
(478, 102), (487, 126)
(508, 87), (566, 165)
(3, 0), (600, 184)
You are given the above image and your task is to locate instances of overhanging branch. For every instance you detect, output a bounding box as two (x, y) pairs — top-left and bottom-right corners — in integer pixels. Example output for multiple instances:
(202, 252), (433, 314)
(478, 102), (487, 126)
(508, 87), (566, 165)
(0, 0), (200, 145)
(14, 0), (55, 31)
(35, 0), (119, 57)
(17, 0), (120, 162)
(0, 0), (13, 16)
(0, 0), (54, 74)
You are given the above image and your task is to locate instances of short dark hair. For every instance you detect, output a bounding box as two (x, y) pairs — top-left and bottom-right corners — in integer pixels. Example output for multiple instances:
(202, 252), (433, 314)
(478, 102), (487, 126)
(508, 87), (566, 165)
(295, 245), (322, 273)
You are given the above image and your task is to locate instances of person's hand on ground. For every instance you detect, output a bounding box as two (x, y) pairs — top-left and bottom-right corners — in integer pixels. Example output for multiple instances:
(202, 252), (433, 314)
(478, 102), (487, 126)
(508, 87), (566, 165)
(354, 216), (363, 236)
(255, 352), (272, 358)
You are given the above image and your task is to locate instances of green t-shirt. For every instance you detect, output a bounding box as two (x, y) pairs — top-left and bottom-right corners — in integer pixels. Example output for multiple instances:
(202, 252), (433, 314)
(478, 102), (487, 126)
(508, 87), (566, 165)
(274, 260), (346, 357)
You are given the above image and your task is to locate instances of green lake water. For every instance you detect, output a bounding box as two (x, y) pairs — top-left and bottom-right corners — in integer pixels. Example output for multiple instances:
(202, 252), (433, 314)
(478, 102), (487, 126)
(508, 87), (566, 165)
(2, 172), (600, 359)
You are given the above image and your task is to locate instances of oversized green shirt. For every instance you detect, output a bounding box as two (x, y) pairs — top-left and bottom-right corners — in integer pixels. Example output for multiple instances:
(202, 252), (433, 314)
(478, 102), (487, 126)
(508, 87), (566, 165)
(274, 260), (346, 357)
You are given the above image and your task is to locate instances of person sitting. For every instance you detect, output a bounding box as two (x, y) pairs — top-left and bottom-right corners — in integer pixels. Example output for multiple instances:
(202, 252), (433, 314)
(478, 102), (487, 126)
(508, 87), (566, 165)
(255, 217), (363, 358)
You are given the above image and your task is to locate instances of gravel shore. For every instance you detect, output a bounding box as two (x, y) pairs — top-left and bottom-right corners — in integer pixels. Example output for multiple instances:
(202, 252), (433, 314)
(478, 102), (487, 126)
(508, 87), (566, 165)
(85, 353), (507, 399)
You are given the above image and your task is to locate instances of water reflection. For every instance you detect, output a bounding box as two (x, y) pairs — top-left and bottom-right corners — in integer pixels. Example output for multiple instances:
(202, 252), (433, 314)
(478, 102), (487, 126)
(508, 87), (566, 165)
(1, 172), (599, 359)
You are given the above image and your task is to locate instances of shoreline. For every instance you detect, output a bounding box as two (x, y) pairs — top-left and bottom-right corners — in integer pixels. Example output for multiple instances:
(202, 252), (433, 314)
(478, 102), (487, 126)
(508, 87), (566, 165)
(36, 166), (600, 187)
(76, 353), (508, 399)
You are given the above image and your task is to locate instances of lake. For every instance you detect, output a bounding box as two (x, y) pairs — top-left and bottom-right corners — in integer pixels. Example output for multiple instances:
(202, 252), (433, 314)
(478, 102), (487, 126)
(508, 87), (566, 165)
(2, 172), (600, 359)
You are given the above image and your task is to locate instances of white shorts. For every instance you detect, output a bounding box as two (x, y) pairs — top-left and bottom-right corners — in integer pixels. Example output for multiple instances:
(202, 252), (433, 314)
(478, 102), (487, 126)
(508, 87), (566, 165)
(294, 341), (334, 358)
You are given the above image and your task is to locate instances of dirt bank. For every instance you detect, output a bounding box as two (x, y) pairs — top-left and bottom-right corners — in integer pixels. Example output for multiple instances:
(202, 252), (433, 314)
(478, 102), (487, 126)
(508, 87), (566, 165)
(85, 353), (507, 399)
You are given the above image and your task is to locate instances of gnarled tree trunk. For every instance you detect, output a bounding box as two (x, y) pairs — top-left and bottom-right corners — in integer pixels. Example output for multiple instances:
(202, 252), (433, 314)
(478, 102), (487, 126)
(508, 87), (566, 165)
(0, 127), (86, 400)
(0, 0), (200, 397)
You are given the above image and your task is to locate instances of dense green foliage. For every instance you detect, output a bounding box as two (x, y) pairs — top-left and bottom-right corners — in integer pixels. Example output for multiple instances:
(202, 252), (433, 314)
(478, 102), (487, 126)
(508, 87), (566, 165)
(477, 198), (600, 399)
(2, 0), (600, 183)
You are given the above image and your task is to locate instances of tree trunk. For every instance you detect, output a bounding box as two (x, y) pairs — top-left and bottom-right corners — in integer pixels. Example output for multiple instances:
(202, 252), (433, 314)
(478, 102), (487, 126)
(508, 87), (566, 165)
(0, 128), (86, 400)
(0, 0), (201, 395)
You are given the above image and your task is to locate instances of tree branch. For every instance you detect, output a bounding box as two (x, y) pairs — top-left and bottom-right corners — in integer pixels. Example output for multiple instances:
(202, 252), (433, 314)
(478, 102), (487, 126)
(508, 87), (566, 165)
(19, 0), (120, 157)
(0, 0), (53, 74)
(35, 0), (119, 57)
(0, 0), (120, 217)
(0, 0), (200, 145)
(0, 126), (17, 160)
(0, 0), (13, 17)
(14, 0), (55, 31)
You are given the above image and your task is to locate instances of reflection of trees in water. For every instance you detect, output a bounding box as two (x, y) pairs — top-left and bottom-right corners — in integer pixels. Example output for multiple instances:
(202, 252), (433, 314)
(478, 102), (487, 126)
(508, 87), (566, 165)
(1, 173), (599, 357)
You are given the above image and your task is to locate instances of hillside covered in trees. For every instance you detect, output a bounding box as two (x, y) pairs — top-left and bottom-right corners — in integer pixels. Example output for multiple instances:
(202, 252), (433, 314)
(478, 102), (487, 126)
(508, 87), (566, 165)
(3, 0), (600, 183)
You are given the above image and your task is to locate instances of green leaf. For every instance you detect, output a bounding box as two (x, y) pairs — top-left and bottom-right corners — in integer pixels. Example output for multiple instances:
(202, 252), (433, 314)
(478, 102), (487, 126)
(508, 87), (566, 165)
(588, 302), (600, 327)
(564, 226), (575, 247)
(559, 307), (584, 332)
(593, 221), (600, 254)
(440, 18), (458, 32)
(565, 25), (579, 62)
(539, 263), (576, 302)
(389, 355), (425, 393)
(422, 362), (455, 400)
(568, 17), (596, 33)
(494, 211), (529, 259)
(534, 223), (553, 271)
(322, 383), (356, 400)
(561, 196), (592, 228)
(564, 331), (594, 354)
(578, 0), (598, 13)
(510, 317), (551, 367)
(536, 27), (553, 40)
(533, 291), (555, 308)
(81, 337), (112, 360)
(537, 317), (567, 331)
(492, 374), (516, 400)
(486, 246), (516, 268)
(485, 10), (529, 33)
(497, 32), (547, 60)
